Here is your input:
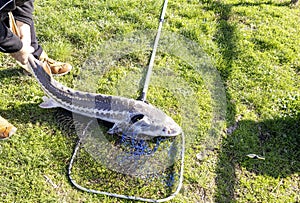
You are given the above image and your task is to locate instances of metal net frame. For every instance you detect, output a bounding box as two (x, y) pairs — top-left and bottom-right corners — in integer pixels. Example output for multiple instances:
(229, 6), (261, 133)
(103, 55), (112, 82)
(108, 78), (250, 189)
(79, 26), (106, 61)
(67, 119), (185, 202)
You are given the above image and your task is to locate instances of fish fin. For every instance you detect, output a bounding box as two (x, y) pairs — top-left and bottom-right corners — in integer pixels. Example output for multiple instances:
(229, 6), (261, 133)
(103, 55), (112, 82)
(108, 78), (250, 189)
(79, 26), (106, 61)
(107, 128), (114, 134)
(107, 123), (123, 135)
(39, 96), (60, 109)
(107, 124), (117, 134)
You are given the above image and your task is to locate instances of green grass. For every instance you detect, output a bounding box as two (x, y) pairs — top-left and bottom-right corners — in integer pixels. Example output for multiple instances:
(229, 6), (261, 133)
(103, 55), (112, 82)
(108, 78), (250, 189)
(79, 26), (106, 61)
(0, 0), (299, 202)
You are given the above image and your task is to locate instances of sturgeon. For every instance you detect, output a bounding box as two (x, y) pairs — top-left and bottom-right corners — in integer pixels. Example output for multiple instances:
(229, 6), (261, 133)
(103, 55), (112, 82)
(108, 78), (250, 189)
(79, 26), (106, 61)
(27, 56), (182, 138)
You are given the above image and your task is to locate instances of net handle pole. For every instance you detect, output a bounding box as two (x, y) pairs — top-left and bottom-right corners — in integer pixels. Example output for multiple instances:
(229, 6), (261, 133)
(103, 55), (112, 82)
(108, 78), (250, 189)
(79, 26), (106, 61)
(139, 0), (168, 102)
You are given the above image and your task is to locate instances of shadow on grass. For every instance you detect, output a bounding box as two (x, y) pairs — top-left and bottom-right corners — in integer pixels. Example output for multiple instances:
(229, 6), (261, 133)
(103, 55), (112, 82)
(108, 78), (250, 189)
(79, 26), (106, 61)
(0, 100), (78, 146)
(202, 1), (239, 200)
(0, 67), (22, 80)
(0, 103), (85, 152)
(215, 115), (300, 202)
(0, 101), (47, 123)
(232, 1), (291, 7)
(201, 0), (299, 201)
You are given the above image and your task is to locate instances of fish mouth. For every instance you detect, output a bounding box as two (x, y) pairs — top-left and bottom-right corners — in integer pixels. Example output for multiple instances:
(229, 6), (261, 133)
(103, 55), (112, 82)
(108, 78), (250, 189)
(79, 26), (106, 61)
(161, 125), (182, 137)
(167, 127), (182, 136)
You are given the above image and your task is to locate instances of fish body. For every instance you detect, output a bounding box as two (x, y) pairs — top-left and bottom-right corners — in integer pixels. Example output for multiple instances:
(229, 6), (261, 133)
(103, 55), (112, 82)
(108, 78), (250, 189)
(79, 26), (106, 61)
(27, 56), (182, 138)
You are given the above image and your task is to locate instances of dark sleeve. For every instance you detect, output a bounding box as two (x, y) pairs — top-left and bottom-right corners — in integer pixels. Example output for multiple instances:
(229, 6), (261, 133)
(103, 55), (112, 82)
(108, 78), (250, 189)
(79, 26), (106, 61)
(12, 0), (34, 25)
(0, 21), (23, 53)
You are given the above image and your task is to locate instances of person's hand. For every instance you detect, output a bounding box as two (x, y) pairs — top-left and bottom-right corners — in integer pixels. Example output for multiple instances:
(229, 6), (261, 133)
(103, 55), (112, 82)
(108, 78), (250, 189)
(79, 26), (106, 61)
(10, 45), (34, 65)
(9, 20), (34, 65)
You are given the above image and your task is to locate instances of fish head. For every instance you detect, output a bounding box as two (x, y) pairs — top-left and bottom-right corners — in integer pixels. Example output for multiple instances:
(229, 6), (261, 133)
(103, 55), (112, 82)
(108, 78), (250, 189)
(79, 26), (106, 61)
(108, 113), (182, 138)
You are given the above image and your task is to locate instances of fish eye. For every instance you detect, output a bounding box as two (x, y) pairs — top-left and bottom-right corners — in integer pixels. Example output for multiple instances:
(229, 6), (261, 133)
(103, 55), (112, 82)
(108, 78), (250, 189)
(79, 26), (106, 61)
(130, 114), (144, 124)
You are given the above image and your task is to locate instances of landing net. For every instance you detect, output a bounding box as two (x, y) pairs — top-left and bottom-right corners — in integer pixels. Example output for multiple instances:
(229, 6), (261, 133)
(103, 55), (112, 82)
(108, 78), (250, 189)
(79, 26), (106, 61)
(60, 30), (226, 201)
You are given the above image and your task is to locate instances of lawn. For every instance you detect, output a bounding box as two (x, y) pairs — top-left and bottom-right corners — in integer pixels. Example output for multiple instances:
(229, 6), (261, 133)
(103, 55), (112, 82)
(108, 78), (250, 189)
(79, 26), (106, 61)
(0, 0), (299, 202)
